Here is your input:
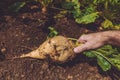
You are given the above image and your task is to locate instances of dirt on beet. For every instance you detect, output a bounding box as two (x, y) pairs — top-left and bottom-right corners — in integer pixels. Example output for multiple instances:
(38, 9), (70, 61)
(0, 1), (119, 80)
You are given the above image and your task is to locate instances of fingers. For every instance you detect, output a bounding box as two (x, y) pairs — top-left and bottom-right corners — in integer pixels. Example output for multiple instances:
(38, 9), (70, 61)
(74, 33), (105, 53)
(74, 44), (89, 53)
(74, 35), (89, 53)
(74, 34), (94, 53)
(78, 35), (89, 42)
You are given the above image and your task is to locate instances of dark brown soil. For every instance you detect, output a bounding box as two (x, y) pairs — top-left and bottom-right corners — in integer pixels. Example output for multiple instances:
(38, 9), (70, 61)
(0, 1), (119, 80)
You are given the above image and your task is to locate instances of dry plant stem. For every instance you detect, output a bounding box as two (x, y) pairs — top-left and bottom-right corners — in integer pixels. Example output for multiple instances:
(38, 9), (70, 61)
(68, 38), (78, 41)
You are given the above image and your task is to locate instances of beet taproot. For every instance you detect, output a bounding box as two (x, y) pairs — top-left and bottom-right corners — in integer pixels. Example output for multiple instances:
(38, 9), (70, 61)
(20, 36), (75, 62)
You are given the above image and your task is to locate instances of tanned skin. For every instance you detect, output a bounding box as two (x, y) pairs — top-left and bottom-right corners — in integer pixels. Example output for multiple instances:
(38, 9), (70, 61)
(74, 31), (120, 53)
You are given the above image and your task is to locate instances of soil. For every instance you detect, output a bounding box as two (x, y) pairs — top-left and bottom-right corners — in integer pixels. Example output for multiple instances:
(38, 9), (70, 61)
(0, 1), (119, 80)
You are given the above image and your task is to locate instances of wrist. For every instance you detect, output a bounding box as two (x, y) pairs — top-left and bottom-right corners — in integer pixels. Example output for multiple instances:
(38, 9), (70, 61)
(102, 31), (114, 44)
(101, 31), (116, 45)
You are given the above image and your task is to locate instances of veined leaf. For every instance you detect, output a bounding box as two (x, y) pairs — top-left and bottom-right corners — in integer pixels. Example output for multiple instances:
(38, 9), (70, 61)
(109, 58), (120, 70)
(96, 55), (111, 71)
(96, 45), (118, 56)
(75, 12), (99, 24)
(101, 19), (113, 29)
(83, 45), (120, 71)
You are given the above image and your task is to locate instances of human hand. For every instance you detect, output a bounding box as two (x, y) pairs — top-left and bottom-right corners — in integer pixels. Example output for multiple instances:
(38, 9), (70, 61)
(74, 32), (110, 53)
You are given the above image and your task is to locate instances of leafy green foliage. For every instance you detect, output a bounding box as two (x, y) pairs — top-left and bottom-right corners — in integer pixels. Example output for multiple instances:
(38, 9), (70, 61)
(48, 27), (58, 38)
(75, 12), (99, 24)
(84, 45), (120, 71)
(96, 54), (111, 71)
(61, 0), (99, 24)
(84, 51), (95, 58)
(9, 0), (120, 29)
(60, 0), (120, 29)
(109, 56), (120, 70)
(92, 0), (120, 29)
(101, 19), (113, 29)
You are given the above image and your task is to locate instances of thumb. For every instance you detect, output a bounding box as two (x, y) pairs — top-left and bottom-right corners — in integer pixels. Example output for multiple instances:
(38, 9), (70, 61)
(74, 44), (89, 53)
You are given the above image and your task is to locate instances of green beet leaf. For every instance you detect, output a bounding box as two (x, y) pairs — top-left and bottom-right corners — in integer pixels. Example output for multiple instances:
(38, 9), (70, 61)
(83, 51), (96, 58)
(101, 19), (113, 29)
(75, 12), (99, 24)
(48, 27), (58, 38)
(109, 57), (120, 70)
(96, 45), (118, 56)
(96, 55), (111, 71)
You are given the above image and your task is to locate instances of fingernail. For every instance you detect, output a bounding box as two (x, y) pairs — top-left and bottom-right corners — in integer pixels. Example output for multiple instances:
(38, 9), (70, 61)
(74, 48), (78, 53)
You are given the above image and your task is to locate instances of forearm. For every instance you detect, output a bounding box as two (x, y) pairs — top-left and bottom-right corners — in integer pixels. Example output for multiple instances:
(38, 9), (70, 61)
(103, 31), (120, 47)
(74, 30), (120, 53)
